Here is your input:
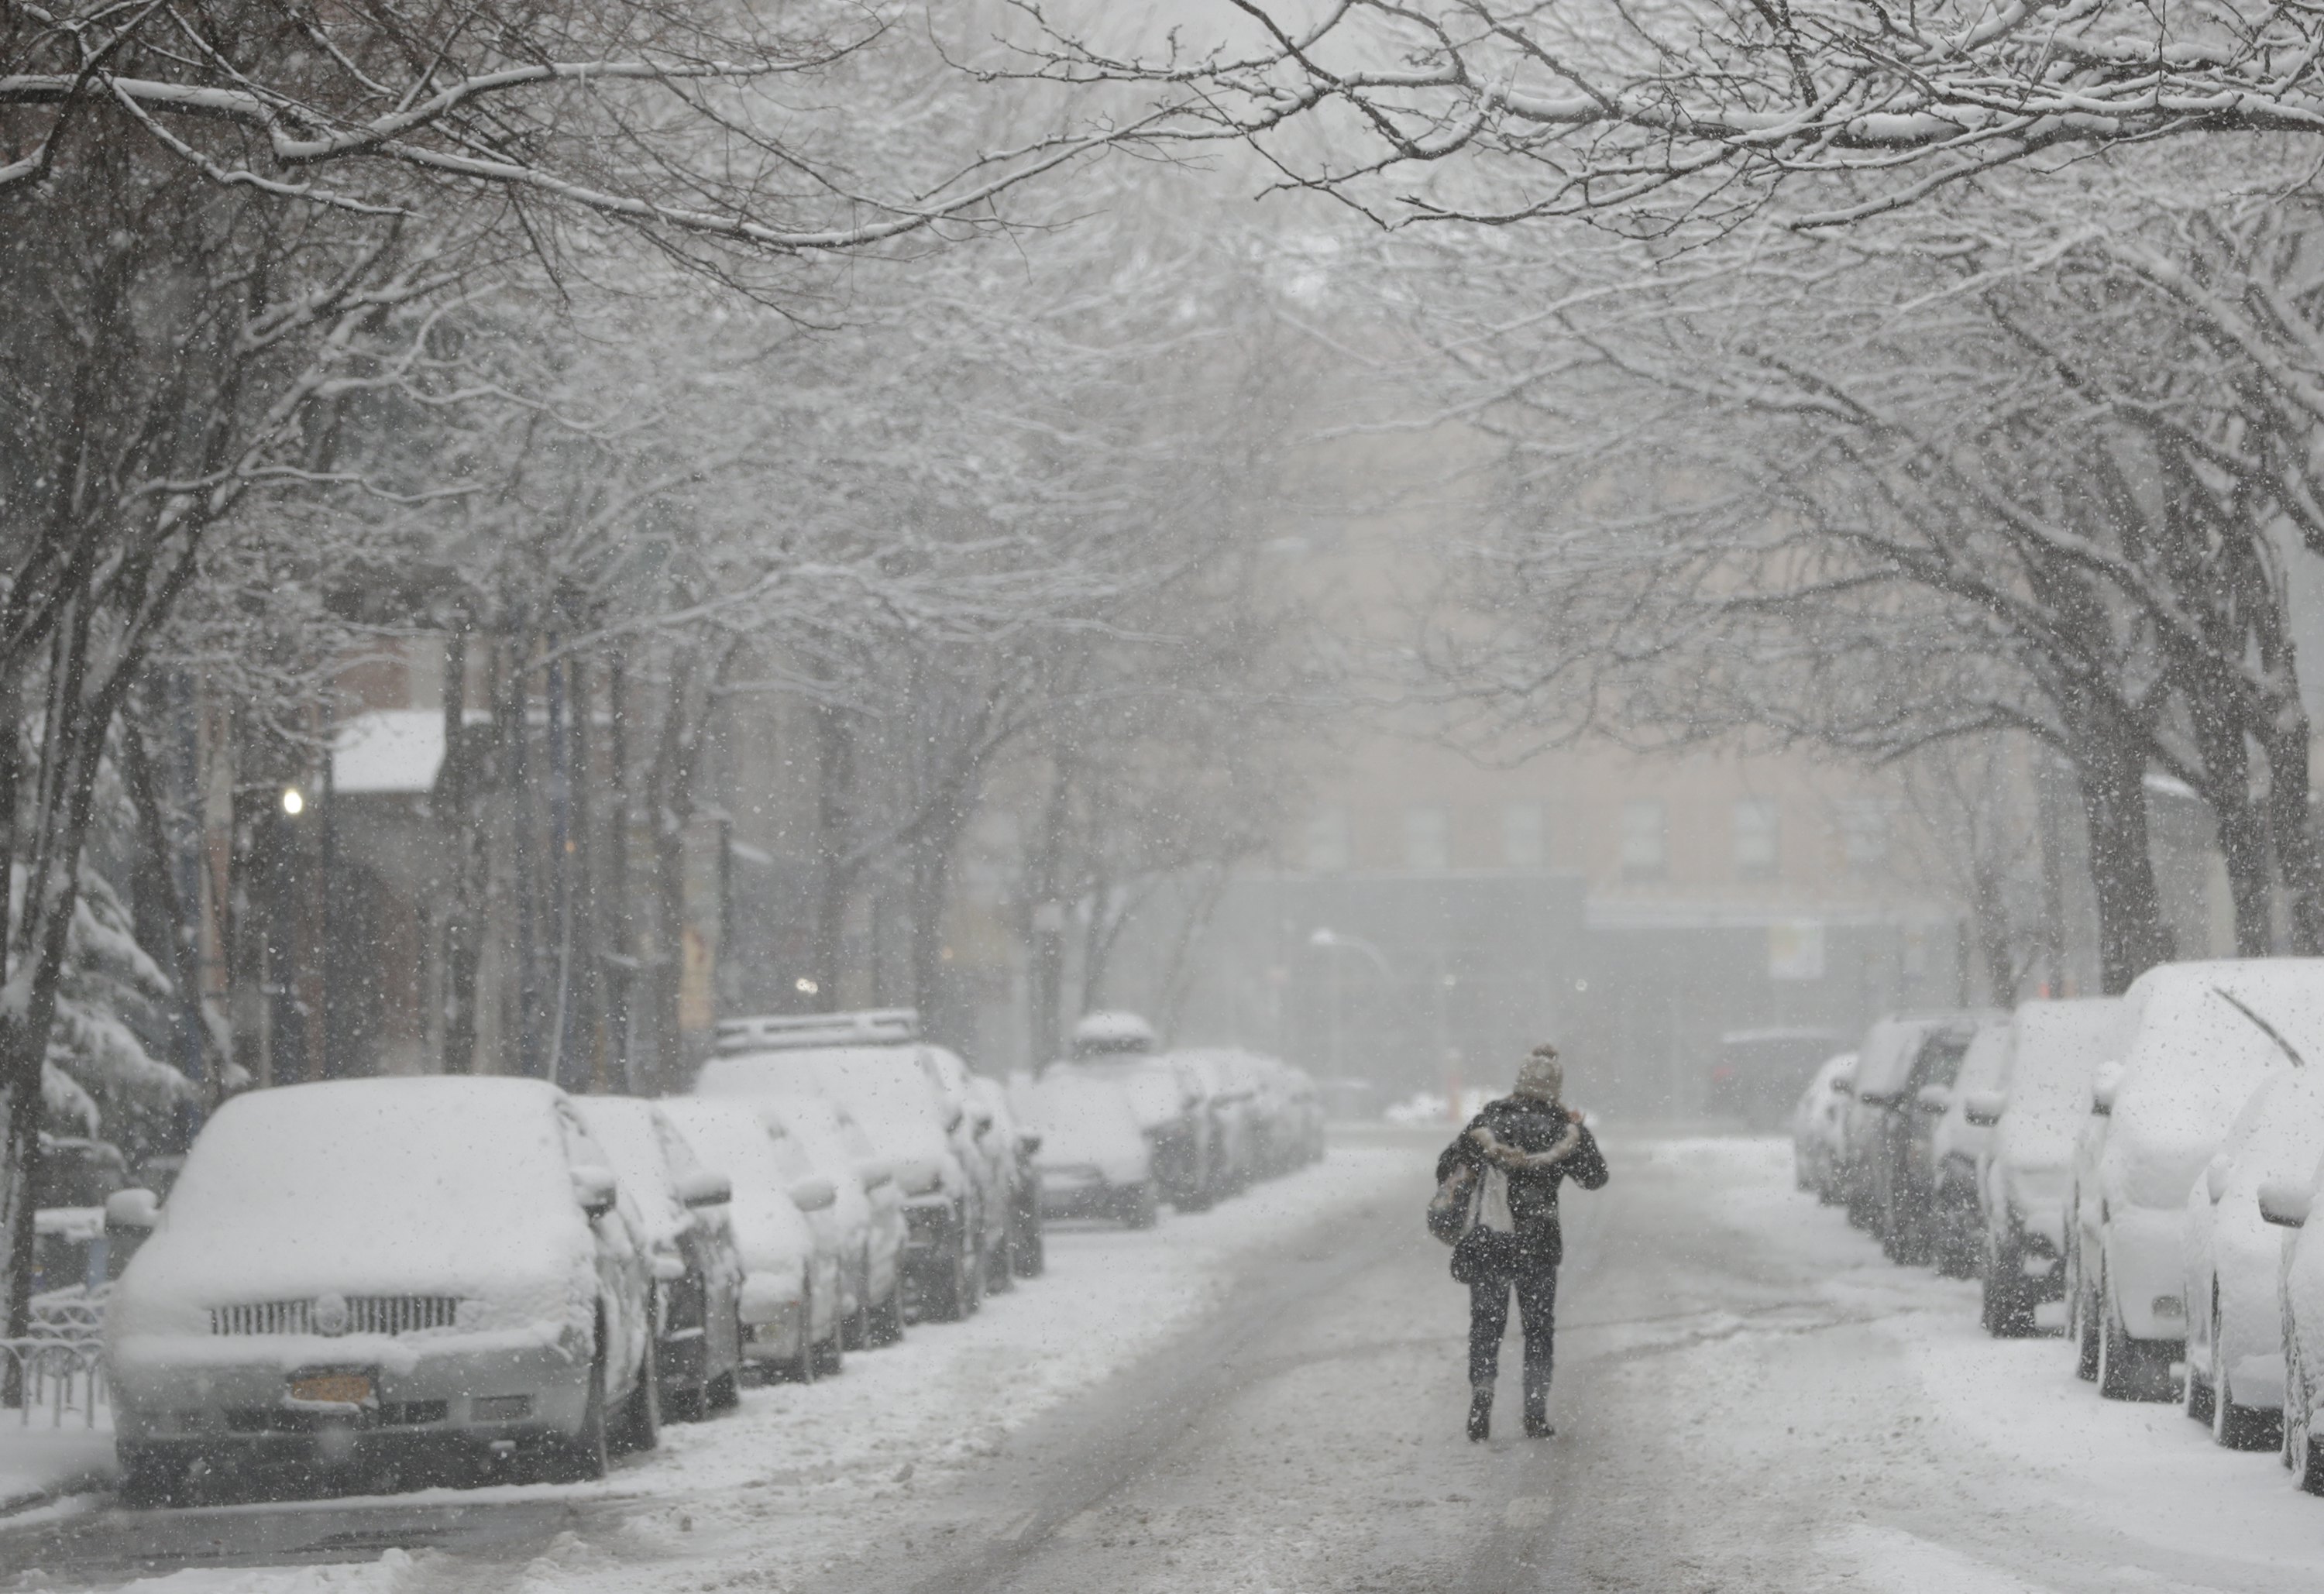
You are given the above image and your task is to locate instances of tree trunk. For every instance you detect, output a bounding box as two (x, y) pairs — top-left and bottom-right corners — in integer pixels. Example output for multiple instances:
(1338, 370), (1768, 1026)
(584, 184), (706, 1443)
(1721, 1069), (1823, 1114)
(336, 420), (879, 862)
(603, 651), (637, 1088)
(439, 630), (487, 1074)
(811, 704), (857, 1012)
(2188, 700), (2273, 958)
(2075, 733), (2171, 994)
(647, 652), (702, 1094)
(500, 630), (543, 1078)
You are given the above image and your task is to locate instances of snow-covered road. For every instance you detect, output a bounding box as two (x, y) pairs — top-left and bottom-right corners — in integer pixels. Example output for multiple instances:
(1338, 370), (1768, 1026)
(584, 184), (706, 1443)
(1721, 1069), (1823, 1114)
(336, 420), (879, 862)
(6, 1131), (2323, 1592)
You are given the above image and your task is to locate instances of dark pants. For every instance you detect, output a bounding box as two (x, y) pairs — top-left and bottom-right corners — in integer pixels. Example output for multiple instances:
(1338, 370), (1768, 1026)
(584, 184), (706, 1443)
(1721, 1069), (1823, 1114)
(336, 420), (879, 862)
(1469, 1266), (1558, 1396)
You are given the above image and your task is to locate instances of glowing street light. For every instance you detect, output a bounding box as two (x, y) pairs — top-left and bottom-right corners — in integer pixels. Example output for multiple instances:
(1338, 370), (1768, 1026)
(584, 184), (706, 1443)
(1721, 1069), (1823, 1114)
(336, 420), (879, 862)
(280, 787), (305, 816)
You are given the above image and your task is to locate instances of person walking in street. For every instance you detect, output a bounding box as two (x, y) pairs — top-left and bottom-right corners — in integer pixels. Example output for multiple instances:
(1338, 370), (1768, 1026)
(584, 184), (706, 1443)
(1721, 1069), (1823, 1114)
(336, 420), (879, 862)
(1435, 1043), (1608, 1441)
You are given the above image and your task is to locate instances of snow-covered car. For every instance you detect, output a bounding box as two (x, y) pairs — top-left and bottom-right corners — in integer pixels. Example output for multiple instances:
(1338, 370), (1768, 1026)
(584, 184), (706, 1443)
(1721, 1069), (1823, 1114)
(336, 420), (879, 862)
(2075, 958), (2324, 1400)
(2268, 1137), (2324, 1489)
(569, 1096), (746, 1421)
(105, 1077), (657, 1504)
(1972, 997), (2121, 1338)
(967, 1074), (1035, 1289)
(1839, 1012), (1972, 1234)
(656, 1098), (842, 1383)
(1018, 1070), (1157, 1226)
(700, 1012), (984, 1323)
(1047, 1054), (1211, 1211)
(1174, 1047), (1258, 1199)
(1789, 1052), (1855, 1202)
(2181, 1067), (2324, 1450)
(919, 1044), (1010, 1287)
(1923, 1018), (2012, 1276)
(757, 1091), (902, 1347)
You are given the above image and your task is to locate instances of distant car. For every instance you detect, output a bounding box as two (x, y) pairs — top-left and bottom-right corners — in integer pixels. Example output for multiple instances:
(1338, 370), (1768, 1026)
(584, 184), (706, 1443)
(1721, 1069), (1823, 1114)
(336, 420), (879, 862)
(2075, 959), (2324, 1401)
(1047, 1054), (1210, 1211)
(1868, 1016), (1988, 1264)
(569, 1097), (746, 1421)
(758, 1091), (906, 1346)
(1840, 1014), (1970, 1234)
(1017, 1070), (1157, 1227)
(105, 1077), (657, 1505)
(1711, 1027), (1853, 1131)
(1923, 1018), (2012, 1276)
(2181, 1068), (2324, 1448)
(700, 1010), (984, 1323)
(1973, 998), (2121, 1338)
(966, 1074), (1035, 1290)
(919, 1045), (1011, 1288)
(1175, 1048), (1258, 1199)
(1789, 1053), (1855, 1201)
(657, 1098), (843, 1383)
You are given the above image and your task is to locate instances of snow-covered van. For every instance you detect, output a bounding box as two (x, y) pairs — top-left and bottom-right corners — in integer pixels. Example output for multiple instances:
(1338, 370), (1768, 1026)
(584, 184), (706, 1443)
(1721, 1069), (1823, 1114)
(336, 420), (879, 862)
(2079, 959), (2324, 1400)
(105, 1077), (656, 1503)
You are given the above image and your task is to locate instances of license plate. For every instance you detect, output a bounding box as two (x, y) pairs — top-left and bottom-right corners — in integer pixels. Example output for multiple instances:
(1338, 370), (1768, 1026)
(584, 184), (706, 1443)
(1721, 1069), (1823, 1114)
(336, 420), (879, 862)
(289, 1372), (372, 1406)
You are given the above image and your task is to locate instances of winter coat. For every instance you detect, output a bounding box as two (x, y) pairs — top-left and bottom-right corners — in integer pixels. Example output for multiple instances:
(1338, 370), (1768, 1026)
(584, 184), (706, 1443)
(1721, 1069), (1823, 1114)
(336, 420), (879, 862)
(1436, 1096), (1609, 1277)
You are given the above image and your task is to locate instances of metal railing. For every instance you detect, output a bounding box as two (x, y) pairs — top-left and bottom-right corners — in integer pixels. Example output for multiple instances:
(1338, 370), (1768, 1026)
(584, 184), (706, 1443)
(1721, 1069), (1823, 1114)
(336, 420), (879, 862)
(1, 1338), (108, 1428)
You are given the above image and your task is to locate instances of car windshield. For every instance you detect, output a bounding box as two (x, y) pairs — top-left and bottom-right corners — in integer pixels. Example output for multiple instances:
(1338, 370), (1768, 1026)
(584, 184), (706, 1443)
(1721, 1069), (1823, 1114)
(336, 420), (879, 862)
(163, 1080), (566, 1238)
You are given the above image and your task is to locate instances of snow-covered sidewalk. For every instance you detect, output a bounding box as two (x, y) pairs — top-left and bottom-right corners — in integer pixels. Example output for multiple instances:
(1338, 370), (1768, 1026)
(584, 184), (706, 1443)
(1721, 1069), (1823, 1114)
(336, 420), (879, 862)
(53, 1142), (1404, 1593)
(0, 1425), (114, 1519)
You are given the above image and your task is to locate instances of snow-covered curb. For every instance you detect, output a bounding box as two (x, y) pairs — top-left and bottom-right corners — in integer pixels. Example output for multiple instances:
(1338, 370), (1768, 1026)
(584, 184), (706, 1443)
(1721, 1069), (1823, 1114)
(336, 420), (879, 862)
(0, 1427), (114, 1523)
(69, 1143), (1406, 1593)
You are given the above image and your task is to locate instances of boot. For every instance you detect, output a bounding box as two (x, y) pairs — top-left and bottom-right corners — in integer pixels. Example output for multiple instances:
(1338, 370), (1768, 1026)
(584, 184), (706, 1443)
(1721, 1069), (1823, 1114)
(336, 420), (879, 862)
(1522, 1375), (1552, 1438)
(1466, 1385), (1493, 1442)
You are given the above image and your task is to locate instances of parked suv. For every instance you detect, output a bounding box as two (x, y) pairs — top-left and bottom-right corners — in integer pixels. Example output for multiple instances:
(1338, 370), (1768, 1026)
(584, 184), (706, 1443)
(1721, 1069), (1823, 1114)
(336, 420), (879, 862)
(105, 1077), (657, 1504)
(1856, 1012), (1989, 1262)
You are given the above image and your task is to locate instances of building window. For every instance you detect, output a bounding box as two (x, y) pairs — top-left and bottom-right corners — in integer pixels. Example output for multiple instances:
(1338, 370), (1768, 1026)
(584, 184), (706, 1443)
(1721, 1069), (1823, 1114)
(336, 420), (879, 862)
(1839, 799), (1889, 871)
(1619, 799), (1666, 881)
(1503, 802), (1546, 870)
(1734, 799), (1779, 881)
(1404, 806), (1449, 871)
(1305, 808), (1349, 873)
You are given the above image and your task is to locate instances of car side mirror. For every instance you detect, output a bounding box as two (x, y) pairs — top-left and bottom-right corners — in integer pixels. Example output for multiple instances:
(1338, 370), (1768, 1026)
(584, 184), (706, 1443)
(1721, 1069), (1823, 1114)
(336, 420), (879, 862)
(2204, 1156), (2230, 1205)
(572, 1166), (618, 1220)
(2089, 1062), (2124, 1117)
(1017, 1130), (1043, 1156)
(857, 1159), (893, 1190)
(789, 1176), (837, 1212)
(972, 1108), (995, 1133)
(2259, 1178), (2312, 1229)
(1915, 1084), (1951, 1115)
(943, 1101), (964, 1133)
(104, 1188), (160, 1233)
(677, 1169), (731, 1209)
(1962, 1091), (2007, 1128)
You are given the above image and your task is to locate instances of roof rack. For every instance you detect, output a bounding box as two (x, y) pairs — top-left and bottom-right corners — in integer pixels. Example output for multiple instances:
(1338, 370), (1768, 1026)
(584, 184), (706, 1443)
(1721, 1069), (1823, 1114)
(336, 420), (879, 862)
(713, 1008), (920, 1054)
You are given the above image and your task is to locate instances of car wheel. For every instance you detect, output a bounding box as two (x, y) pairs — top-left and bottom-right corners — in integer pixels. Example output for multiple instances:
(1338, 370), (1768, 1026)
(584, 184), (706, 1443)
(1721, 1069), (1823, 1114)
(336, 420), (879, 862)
(2096, 1278), (2174, 1402)
(615, 1345), (662, 1454)
(987, 1218), (1017, 1294)
(1014, 1211), (1045, 1279)
(964, 1222), (987, 1315)
(2288, 1342), (2324, 1491)
(545, 1352), (610, 1483)
(116, 1445), (187, 1510)
(2184, 1300), (2216, 1426)
(2209, 1304), (2271, 1450)
(1122, 1182), (1160, 1230)
(922, 1224), (971, 1323)
(2070, 1244), (2099, 1381)
(1979, 1232), (2010, 1338)
(788, 1276), (820, 1383)
(870, 1274), (907, 1345)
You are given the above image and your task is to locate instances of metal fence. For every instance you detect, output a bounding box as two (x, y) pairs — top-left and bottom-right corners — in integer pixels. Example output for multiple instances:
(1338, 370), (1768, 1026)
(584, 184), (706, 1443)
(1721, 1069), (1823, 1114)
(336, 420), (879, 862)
(1, 1338), (107, 1427)
(4, 1285), (109, 1427)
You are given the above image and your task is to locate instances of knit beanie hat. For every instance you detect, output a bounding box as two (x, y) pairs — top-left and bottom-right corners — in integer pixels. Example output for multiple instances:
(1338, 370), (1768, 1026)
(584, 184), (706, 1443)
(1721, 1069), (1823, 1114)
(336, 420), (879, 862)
(1514, 1043), (1563, 1102)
